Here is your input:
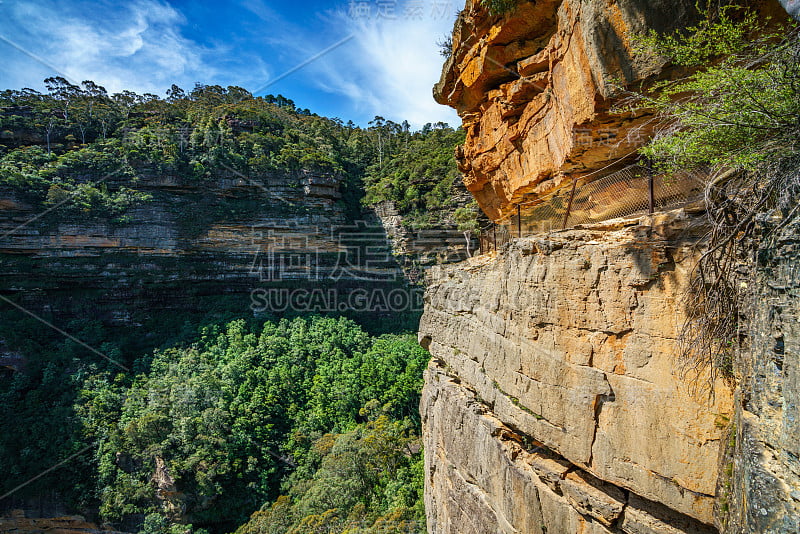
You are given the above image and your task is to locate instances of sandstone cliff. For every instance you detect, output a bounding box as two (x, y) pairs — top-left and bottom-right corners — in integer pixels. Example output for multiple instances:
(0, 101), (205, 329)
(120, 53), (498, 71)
(719, 214), (800, 533)
(433, 0), (790, 222)
(0, 171), (413, 331)
(434, 0), (701, 221)
(425, 2), (800, 533)
(420, 210), (733, 533)
(0, 510), (127, 534)
(373, 193), (483, 282)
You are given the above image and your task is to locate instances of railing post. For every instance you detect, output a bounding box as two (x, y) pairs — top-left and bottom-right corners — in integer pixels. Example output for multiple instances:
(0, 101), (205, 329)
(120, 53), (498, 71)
(562, 177), (578, 230)
(647, 160), (655, 214)
(517, 205), (522, 237)
(493, 225), (497, 253)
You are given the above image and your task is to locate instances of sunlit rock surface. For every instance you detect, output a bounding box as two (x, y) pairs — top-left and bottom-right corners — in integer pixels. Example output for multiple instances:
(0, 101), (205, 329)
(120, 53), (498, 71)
(420, 211), (733, 533)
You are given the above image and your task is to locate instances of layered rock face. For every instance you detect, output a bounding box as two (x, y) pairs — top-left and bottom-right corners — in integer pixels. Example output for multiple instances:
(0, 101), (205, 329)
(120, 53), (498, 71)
(436, 0), (788, 222)
(0, 172), (407, 326)
(420, 211), (733, 533)
(0, 173), (343, 259)
(426, 3), (799, 533)
(721, 216), (800, 534)
(373, 197), (481, 282)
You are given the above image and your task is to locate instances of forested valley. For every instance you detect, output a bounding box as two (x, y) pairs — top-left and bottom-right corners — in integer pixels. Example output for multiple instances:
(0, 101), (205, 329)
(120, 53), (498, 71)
(0, 80), (469, 533)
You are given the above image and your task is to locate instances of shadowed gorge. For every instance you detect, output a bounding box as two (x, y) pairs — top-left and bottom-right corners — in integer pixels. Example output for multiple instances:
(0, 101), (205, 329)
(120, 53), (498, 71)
(0, 83), (470, 532)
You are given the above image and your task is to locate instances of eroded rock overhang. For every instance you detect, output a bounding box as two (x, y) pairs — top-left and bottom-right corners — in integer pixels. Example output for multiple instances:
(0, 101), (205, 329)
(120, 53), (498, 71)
(434, 0), (787, 222)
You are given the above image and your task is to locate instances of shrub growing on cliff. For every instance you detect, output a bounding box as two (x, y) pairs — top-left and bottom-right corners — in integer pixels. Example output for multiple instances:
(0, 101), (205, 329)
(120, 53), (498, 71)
(479, 0), (517, 16)
(437, 35), (453, 58)
(625, 5), (800, 386)
(454, 202), (481, 257)
(628, 6), (800, 171)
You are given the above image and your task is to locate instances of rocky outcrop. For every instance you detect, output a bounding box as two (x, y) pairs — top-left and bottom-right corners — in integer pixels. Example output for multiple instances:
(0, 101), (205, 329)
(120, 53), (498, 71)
(370, 175), (482, 281)
(426, 2), (800, 533)
(435, 0), (699, 221)
(373, 200), (477, 283)
(779, 0), (800, 19)
(420, 210), (733, 533)
(720, 215), (800, 534)
(152, 457), (185, 523)
(435, 0), (787, 222)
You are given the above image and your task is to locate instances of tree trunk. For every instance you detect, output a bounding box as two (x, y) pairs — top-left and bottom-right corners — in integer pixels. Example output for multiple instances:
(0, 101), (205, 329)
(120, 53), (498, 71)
(463, 231), (472, 258)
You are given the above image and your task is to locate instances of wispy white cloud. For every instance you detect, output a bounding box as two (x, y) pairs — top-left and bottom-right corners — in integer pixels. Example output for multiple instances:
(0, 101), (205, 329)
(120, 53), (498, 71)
(0, 0), (461, 128)
(0, 0), (269, 96)
(241, 0), (461, 128)
(309, 2), (461, 128)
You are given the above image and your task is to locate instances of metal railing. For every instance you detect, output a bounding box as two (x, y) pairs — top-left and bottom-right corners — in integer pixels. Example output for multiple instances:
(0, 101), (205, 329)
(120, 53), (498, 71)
(478, 164), (705, 254)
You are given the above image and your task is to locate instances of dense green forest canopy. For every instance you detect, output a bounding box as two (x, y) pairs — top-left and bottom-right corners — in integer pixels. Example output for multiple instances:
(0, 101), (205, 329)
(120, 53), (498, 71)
(0, 80), (466, 226)
(79, 317), (428, 533)
(1, 314), (428, 533)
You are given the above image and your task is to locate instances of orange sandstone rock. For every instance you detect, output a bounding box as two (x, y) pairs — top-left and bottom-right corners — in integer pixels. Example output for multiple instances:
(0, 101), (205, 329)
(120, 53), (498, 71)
(434, 0), (703, 221)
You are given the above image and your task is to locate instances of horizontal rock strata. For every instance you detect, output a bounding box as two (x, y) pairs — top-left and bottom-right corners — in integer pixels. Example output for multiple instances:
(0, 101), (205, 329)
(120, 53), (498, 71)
(420, 211), (733, 533)
(0, 172), (406, 324)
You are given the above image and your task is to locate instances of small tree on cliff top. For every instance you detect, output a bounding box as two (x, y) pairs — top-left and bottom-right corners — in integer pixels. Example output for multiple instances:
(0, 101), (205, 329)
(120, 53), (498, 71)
(479, 0), (517, 16)
(625, 5), (800, 172)
(454, 203), (480, 257)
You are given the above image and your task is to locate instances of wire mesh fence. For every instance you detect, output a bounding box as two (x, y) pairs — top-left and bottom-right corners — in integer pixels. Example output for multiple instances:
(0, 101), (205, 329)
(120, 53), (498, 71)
(478, 223), (511, 254)
(479, 164), (705, 253)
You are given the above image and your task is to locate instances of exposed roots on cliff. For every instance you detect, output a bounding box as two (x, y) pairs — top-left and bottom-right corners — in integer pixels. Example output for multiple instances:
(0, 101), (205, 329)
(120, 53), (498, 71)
(679, 154), (800, 393)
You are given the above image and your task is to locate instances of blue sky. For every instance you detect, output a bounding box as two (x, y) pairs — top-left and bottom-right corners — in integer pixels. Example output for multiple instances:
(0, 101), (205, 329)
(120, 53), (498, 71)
(0, 0), (461, 127)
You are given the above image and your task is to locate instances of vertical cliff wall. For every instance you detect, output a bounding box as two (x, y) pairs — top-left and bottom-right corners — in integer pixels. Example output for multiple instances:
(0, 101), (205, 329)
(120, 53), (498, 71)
(424, 2), (799, 532)
(720, 214), (800, 533)
(420, 211), (733, 533)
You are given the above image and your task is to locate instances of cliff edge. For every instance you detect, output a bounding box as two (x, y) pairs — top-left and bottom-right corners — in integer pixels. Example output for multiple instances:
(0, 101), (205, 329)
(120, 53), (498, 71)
(422, 1), (798, 532)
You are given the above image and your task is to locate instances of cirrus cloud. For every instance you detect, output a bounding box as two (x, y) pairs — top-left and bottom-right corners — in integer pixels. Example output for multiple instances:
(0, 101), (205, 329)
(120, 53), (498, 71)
(0, 0), (269, 96)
